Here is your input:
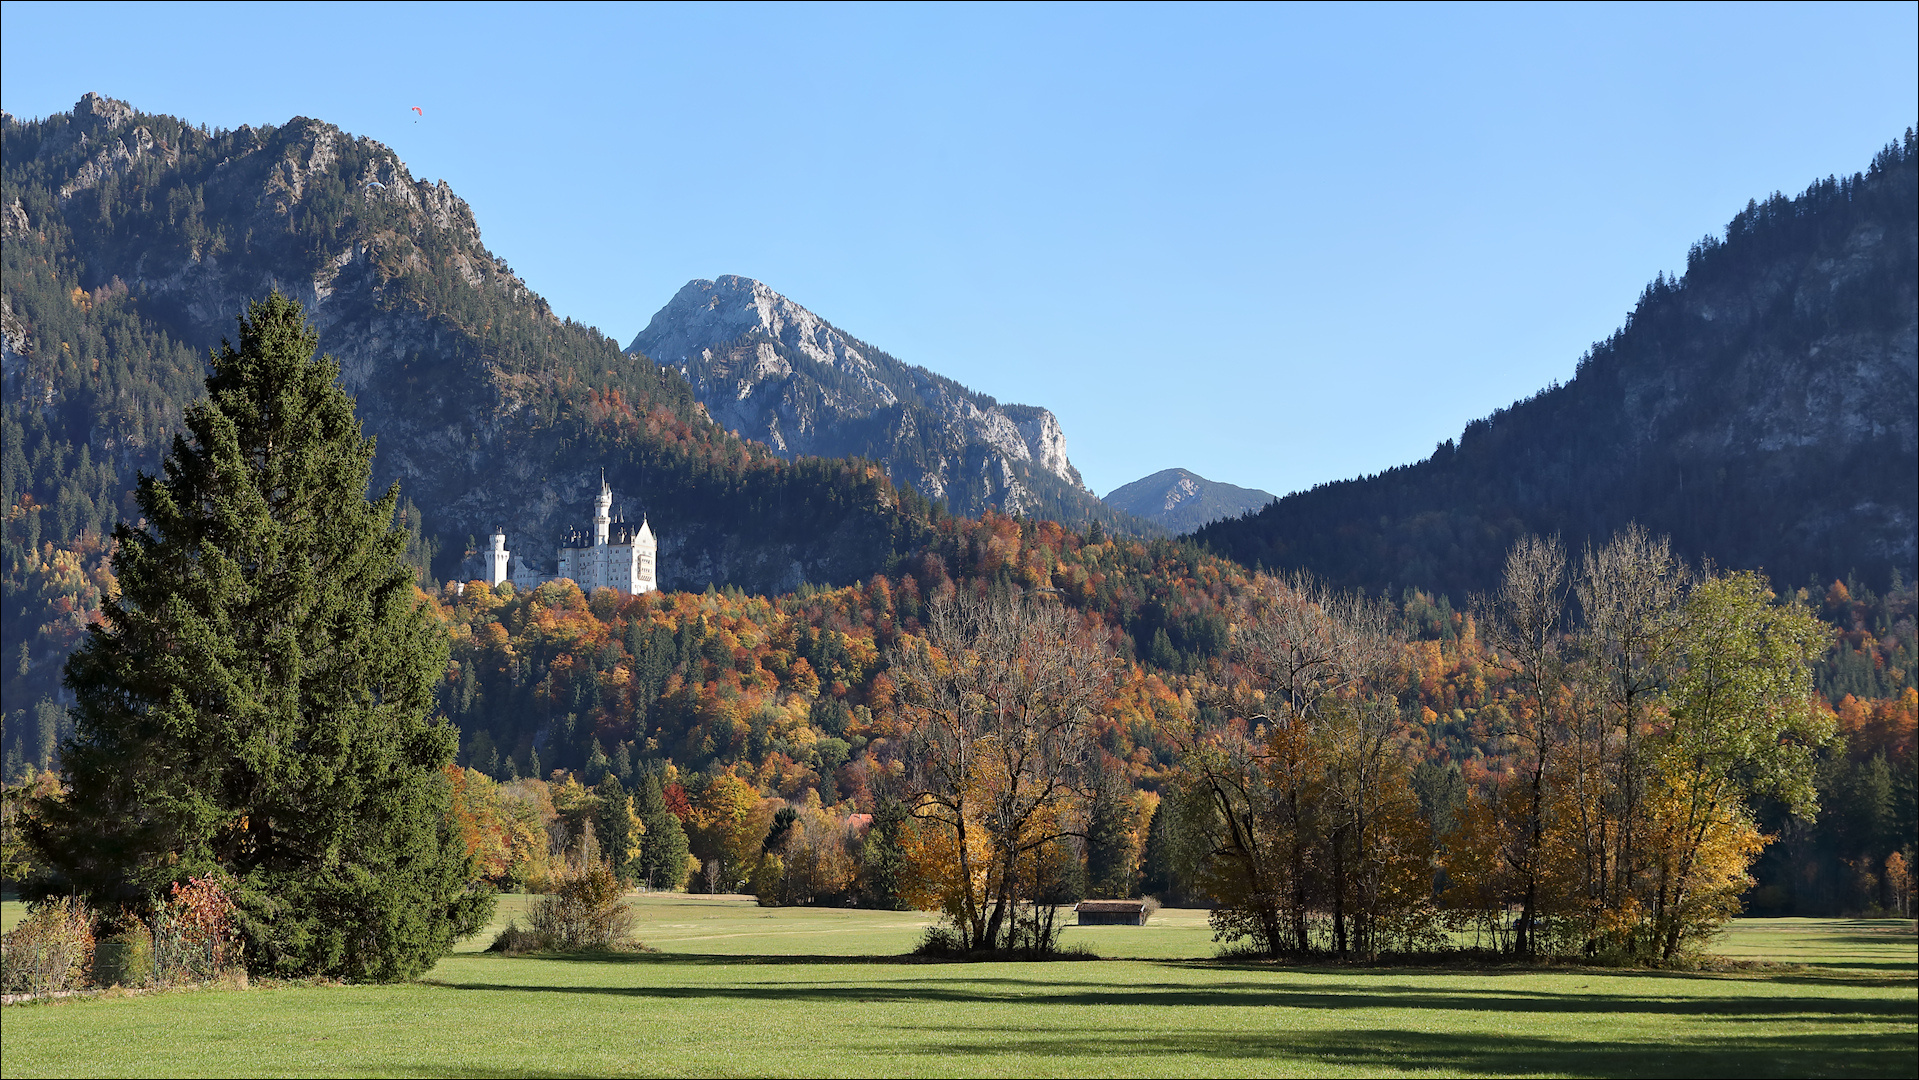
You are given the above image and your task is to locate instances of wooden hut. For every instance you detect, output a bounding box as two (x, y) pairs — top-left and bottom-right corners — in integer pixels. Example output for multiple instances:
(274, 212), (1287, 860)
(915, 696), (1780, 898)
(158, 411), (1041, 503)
(1074, 900), (1150, 926)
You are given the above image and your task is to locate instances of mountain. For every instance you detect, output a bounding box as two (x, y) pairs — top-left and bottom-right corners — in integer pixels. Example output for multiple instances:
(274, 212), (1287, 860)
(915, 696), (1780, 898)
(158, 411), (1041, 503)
(1, 94), (950, 590)
(2, 94), (961, 759)
(1103, 468), (1274, 533)
(629, 276), (1138, 529)
(1197, 131), (1919, 600)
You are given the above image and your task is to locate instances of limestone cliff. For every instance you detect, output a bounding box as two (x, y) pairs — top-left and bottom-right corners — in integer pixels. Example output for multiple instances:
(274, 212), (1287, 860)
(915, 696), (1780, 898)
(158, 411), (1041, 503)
(629, 276), (1104, 523)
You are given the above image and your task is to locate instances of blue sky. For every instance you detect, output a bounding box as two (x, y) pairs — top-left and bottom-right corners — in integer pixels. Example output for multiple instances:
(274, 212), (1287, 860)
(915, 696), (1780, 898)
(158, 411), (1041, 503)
(3, 2), (1914, 500)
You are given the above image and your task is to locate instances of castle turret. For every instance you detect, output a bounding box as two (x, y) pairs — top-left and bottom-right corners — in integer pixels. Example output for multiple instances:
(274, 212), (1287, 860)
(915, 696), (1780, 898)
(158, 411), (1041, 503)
(486, 528), (511, 587)
(594, 472), (612, 547)
(635, 516), (657, 594)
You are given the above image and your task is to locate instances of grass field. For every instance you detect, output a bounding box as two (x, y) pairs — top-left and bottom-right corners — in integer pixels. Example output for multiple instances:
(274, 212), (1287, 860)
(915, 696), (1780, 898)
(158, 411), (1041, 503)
(1, 894), (1913, 1078)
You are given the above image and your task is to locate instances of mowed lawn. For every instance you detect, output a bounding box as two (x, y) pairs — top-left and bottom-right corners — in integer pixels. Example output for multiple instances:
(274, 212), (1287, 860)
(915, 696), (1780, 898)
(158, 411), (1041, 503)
(1, 895), (1913, 1078)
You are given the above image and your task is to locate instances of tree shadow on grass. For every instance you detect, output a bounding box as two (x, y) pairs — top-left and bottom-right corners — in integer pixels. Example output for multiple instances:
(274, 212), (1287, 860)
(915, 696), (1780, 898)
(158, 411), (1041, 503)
(871, 1025), (1917, 1079)
(431, 964), (1916, 1020)
(1150, 955), (1915, 990)
(379, 1004), (1916, 1079)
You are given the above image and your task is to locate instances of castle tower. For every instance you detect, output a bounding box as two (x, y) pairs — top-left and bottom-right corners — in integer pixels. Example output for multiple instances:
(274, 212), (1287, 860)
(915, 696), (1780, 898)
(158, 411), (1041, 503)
(594, 471), (612, 547)
(486, 528), (511, 587)
(635, 516), (657, 594)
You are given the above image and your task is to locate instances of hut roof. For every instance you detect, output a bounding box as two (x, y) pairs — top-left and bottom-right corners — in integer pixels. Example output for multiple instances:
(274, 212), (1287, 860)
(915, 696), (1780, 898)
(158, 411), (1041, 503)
(1075, 900), (1148, 914)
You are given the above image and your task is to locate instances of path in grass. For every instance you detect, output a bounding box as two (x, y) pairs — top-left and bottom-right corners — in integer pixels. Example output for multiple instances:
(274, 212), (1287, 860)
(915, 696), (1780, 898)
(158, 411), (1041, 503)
(2, 896), (1914, 1078)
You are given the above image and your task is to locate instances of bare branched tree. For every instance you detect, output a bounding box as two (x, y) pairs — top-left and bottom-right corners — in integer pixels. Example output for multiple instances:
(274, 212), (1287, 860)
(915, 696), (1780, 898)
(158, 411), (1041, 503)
(1181, 571), (1402, 956)
(1574, 524), (1688, 943)
(892, 588), (1112, 952)
(1479, 534), (1572, 957)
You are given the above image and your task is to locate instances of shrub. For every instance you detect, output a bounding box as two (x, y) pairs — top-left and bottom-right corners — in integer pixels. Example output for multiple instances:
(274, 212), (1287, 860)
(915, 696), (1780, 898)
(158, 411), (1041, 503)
(912, 924), (968, 958)
(526, 864), (639, 951)
(92, 916), (154, 988)
(0, 896), (97, 995)
(1140, 897), (1162, 924)
(485, 920), (544, 955)
(911, 921), (1097, 962)
(152, 875), (239, 984)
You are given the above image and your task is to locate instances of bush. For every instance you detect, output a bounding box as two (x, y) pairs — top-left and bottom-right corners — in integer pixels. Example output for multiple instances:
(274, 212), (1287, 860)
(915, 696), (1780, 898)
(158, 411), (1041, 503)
(910, 920), (1097, 962)
(526, 865), (640, 951)
(1, 897), (97, 995)
(93, 916), (154, 988)
(485, 920), (544, 955)
(912, 924), (968, 958)
(151, 876), (239, 984)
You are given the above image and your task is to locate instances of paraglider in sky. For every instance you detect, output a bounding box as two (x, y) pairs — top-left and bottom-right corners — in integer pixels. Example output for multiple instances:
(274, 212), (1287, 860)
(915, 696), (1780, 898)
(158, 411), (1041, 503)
(410, 106), (422, 123)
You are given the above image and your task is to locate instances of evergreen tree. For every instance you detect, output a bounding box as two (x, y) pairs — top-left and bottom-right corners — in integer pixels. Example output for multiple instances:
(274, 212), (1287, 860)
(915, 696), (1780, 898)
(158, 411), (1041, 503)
(33, 294), (491, 980)
(857, 794), (910, 910)
(634, 772), (691, 890)
(1084, 759), (1140, 898)
(1140, 786), (1204, 905)
(594, 774), (639, 883)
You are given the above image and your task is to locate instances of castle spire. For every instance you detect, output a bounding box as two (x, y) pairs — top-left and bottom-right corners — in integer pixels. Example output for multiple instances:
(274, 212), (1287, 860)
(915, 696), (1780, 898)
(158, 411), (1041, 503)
(594, 470), (613, 547)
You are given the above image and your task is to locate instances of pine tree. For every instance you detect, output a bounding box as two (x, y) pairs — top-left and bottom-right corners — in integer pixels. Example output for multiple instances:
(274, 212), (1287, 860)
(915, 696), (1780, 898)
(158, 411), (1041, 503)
(34, 293), (491, 981)
(1084, 759), (1139, 899)
(1140, 788), (1198, 905)
(632, 770), (690, 890)
(594, 773), (640, 883)
(857, 794), (910, 910)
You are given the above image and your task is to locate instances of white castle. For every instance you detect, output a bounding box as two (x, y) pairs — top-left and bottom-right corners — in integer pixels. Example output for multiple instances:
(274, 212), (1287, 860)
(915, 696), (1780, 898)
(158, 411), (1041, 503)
(485, 475), (657, 595)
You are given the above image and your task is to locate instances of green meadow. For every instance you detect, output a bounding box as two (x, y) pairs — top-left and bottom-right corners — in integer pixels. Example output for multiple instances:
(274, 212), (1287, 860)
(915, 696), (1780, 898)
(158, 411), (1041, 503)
(2, 895), (1913, 1078)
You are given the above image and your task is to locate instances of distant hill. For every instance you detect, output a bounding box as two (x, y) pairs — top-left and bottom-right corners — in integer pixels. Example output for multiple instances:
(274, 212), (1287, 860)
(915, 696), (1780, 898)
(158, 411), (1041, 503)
(629, 276), (1144, 531)
(1196, 131), (1918, 599)
(1103, 468), (1273, 533)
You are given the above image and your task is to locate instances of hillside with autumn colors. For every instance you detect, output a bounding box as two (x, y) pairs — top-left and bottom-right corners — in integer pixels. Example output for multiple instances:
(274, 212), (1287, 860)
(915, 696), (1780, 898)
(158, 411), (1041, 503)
(420, 509), (1913, 916)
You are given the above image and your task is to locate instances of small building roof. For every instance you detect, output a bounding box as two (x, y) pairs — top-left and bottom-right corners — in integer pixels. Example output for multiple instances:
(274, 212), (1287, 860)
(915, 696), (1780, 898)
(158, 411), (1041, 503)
(1074, 900), (1148, 913)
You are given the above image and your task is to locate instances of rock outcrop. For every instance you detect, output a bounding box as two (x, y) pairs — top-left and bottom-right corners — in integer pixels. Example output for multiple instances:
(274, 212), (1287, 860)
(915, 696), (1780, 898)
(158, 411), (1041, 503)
(630, 276), (1097, 521)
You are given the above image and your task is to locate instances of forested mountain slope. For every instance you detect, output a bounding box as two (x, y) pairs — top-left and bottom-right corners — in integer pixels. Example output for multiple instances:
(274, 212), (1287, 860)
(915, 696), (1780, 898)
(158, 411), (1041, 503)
(1, 95), (937, 592)
(630, 276), (1139, 529)
(2, 94), (955, 749)
(1198, 132), (1919, 600)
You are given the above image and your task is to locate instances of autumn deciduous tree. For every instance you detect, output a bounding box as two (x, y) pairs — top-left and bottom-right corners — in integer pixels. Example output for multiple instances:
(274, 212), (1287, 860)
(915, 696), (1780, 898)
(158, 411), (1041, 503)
(687, 770), (769, 892)
(1567, 525), (1686, 953)
(1447, 532), (1837, 960)
(1478, 535), (1572, 958)
(1180, 572), (1421, 958)
(893, 589), (1111, 953)
(1649, 570), (1833, 958)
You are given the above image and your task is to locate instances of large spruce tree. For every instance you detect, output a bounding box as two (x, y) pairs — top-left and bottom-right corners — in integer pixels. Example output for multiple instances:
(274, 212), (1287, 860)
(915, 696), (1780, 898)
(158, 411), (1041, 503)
(35, 293), (490, 980)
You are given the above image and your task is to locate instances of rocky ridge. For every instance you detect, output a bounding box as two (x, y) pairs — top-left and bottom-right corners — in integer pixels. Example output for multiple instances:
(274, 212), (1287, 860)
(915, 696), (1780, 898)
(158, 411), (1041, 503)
(629, 276), (1098, 521)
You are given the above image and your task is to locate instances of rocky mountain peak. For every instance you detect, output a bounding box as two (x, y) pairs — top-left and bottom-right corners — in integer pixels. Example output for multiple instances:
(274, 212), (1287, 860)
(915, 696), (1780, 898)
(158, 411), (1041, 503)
(72, 92), (135, 133)
(628, 277), (1106, 522)
(1103, 468), (1275, 533)
(632, 277), (898, 407)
